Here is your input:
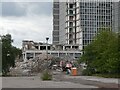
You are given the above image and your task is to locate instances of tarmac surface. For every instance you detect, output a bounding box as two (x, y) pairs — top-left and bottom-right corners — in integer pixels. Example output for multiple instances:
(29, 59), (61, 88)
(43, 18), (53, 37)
(1, 71), (120, 89)
(2, 76), (97, 88)
(52, 71), (119, 88)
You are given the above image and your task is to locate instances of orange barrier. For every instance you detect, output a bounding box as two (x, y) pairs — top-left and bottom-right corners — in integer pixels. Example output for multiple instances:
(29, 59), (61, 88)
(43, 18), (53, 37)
(71, 67), (77, 76)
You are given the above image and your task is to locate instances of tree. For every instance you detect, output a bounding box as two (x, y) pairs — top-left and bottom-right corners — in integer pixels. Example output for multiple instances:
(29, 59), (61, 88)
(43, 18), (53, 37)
(118, 32), (120, 73)
(79, 30), (119, 75)
(2, 34), (13, 75)
(2, 34), (22, 76)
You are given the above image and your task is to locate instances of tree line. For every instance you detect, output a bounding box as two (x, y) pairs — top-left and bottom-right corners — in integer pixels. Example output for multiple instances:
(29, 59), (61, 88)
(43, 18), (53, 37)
(79, 29), (120, 77)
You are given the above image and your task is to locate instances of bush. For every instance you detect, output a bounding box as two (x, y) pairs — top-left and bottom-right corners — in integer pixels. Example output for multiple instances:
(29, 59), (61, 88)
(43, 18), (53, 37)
(41, 70), (52, 80)
(82, 69), (92, 76)
(93, 74), (120, 78)
(82, 68), (96, 76)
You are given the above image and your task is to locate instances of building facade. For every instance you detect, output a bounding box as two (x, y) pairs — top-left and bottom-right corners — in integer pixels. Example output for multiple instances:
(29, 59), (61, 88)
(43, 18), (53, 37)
(53, 2), (59, 44)
(112, 1), (120, 33)
(53, 0), (120, 50)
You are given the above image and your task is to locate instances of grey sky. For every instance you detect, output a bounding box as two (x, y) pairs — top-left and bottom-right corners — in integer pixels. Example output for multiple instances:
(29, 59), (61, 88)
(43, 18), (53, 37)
(2, 2), (52, 17)
(0, 2), (53, 48)
(2, 2), (27, 17)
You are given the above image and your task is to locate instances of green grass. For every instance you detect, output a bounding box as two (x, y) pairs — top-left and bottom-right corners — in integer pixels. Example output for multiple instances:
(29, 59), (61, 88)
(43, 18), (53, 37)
(93, 74), (120, 78)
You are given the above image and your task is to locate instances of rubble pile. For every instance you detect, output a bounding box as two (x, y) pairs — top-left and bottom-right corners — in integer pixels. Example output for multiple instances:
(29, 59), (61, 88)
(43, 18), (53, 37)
(9, 62), (32, 76)
(31, 53), (53, 73)
(9, 53), (55, 76)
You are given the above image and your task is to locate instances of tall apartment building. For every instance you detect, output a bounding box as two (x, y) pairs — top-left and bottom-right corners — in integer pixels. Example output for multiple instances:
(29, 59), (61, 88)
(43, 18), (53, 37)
(53, 0), (120, 50)
(112, 1), (120, 33)
(53, 2), (59, 44)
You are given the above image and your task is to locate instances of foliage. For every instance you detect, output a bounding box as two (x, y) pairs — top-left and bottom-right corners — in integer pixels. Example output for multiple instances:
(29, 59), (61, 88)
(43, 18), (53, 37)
(82, 68), (94, 76)
(93, 74), (120, 78)
(41, 70), (52, 80)
(12, 46), (22, 59)
(2, 34), (22, 76)
(79, 29), (119, 75)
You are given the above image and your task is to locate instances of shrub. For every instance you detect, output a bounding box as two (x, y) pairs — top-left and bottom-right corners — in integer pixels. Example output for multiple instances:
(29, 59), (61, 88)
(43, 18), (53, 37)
(93, 74), (120, 78)
(82, 67), (96, 76)
(41, 70), (52, 80)
(82, 69), (92, 76)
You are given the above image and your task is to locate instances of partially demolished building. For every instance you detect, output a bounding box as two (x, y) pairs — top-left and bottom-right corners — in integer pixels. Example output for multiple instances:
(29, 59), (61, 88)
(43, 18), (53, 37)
(22, 40), (82, 62)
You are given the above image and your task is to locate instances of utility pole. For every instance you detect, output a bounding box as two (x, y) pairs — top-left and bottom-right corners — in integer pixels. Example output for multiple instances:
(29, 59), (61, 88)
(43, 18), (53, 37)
(46, 37), (49, 61)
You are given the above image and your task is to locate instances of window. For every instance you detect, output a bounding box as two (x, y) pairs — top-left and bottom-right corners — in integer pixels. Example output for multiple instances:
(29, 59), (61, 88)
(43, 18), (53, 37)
(75, 53), (81, 58)
(53, 10), (59, 14)
(69, 16), (73, 20)
(69, 22), (73, 27)
(106, 4), (110, 9)
(53, 31), (59, 35)
(69, 41), (73, 44)
(69, 10), (73, 14)
(54, 26), (59, 30)
(54, 15), (59, 19)
(69, 28), (73, 33)
(106, 10), (110, 15)
(106, 22), (110, 26)
(83, 40), (89, 45)
(54, 21), (59, 24)
(53, 37), (59, 41)
(54, 4), (59, 8)
(69, 4), (73, 8)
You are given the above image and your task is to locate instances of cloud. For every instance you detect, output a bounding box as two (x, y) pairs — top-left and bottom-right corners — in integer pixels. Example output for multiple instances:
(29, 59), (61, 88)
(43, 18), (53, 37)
(0, 15), (53, 48)
(2, 2), (27, 17)
(0, 2), (53, 48)
(2, 2), (52, 17)
(1, 0), (53, 2)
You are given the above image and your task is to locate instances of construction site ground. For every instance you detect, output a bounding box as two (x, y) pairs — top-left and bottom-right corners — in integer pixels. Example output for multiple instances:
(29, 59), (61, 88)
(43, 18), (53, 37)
(1, 70), (120, 89)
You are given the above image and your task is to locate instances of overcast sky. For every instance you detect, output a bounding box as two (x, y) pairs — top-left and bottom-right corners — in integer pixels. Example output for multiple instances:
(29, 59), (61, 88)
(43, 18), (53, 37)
(0, 1), (53, 48)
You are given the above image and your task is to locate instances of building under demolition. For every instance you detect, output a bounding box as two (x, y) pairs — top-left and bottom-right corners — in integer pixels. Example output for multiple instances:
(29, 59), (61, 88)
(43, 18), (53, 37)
(22, 40), (82, 62)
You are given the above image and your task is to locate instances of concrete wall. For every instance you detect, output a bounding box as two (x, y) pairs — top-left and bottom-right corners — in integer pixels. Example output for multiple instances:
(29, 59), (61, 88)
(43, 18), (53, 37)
(59, 2), (66, 44)
(112, 2), (119, 33)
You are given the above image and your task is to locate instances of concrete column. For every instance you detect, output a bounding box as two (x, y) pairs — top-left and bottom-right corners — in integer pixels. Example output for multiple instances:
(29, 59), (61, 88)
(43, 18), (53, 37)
(24, 53), (27, 62)
(73, 53), (75, 59)
(33, 53), (35, 59)
(66, 52), (67, 56)
(38, 45), (40, 50)
(58, 51), (59, 57)
(50, 52), (51, 55)
(63, 46), (65, 50)
(22, 54), (24, 62)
